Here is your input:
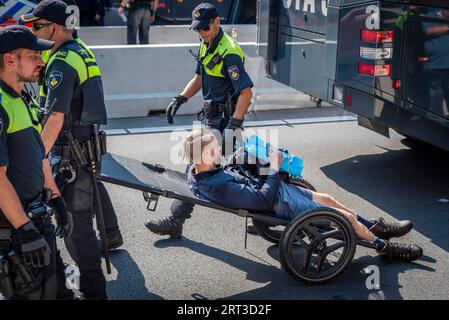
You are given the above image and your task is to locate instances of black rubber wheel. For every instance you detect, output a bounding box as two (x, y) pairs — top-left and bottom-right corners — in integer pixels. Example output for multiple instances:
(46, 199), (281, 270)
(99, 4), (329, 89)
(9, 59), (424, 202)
(252, 177), (317, 243)
(279, 207), (356, 284)
(289, 176), (317, 192)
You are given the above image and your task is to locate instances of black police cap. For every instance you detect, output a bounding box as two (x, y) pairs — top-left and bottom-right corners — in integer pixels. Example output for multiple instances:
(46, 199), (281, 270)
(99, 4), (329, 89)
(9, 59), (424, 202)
(20, 0), (72, 26)
(0, 25), (54, 54)
(190, 3), (219, 30)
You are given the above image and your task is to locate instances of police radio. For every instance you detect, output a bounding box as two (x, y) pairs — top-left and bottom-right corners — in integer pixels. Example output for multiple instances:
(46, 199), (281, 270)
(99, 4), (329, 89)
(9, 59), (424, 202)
(206, 49), (227, 70)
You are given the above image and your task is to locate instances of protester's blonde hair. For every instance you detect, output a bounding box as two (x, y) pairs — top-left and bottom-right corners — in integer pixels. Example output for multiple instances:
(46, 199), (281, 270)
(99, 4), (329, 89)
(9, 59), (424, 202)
(183, 128), (217, 163)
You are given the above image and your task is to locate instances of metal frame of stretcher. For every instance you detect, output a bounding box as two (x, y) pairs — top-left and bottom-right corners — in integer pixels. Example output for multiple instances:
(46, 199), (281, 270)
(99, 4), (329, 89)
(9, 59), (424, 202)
(99, 153), (289, 226)
(99, 153), (376, 284)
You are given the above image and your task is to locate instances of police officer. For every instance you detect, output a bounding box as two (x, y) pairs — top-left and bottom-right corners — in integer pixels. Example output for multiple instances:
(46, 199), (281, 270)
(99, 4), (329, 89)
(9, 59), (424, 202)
(20, 0), (109, 300)
(0, 25), (72, 300)
(23, 0), (124, 255)
(145, 3), (253, 238)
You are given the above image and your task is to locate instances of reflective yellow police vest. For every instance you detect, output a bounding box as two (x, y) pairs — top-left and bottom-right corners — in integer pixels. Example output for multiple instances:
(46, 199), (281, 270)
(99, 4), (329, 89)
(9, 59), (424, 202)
(0, 87), (42, 134)
(198, 31), (245, 78)
(42, 39), (107, 125)
(39, 37), (97, 101)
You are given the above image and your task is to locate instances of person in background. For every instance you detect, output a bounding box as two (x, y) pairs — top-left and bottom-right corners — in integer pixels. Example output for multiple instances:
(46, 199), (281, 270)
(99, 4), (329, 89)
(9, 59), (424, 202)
(118, 0), (159, 45)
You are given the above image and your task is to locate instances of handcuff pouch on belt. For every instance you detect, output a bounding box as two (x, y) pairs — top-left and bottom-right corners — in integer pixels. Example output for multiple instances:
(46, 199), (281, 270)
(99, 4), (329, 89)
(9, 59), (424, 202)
(57, 145), (77, 184)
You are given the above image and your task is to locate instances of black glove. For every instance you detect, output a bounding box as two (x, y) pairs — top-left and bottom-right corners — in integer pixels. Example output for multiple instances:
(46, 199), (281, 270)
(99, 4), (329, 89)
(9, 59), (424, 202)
(16, 221), (51, 268)
(166, 95), (188, 125)
(50, 197), (73, 238)
(227, 117), (244, 130)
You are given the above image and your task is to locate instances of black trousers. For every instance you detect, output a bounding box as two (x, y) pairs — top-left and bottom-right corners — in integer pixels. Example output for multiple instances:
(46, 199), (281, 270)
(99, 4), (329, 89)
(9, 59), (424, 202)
(0, 216), (57, 300)
(51, 157), (108, 299)
(127, 6), (152, 44)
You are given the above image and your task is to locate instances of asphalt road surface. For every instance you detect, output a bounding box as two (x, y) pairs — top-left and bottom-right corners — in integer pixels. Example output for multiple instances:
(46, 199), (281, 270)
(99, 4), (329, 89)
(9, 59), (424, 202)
(60, 107), (449, 300)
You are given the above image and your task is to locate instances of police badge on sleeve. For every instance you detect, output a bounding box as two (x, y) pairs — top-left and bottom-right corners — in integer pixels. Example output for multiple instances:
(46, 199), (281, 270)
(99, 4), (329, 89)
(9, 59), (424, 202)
(227, 65), (240, 81)
(48, 71), (63, 90)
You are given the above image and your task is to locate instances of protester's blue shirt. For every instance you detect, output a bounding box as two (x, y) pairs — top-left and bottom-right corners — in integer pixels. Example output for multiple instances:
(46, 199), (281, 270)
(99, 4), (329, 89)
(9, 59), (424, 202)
(187, 165), (281, 212)
(187, 164), (322, 219)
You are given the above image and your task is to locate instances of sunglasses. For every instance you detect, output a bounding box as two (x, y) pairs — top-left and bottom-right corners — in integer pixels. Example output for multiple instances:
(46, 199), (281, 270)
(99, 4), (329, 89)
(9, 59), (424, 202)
(193, 25), (210, 32)
(193, 19), (214, 32)
(32, 22), (53, 31)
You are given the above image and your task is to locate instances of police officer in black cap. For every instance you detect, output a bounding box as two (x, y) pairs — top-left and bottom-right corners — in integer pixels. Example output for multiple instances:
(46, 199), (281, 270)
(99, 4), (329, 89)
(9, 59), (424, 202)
(0, 25), (72, 300)
(145, 3), (253, 238)
(22, 0), (124, 256)
(21, 0), (109, 300)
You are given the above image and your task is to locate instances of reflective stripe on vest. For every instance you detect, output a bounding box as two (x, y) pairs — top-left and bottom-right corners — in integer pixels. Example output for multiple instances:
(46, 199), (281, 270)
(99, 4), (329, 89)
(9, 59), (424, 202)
(0, 89), (41, 134)
(43, 40), (102, 97)
(199, 32), (245, 78)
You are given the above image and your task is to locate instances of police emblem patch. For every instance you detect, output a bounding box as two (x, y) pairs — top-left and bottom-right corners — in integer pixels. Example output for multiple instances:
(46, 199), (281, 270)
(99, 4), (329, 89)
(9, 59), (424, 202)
(48, 71), (63, 90)
(227, 65), (240, 81)
(194, 10), (201, 18)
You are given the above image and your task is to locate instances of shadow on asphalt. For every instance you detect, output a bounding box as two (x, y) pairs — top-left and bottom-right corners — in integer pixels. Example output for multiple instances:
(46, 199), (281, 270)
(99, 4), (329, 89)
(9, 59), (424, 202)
(320, 141), (449, 252)
(107, 249), (164, 300)
(262, 244), (434, 300)
(154, 237), (284, 285)
(224, 252), (434, 300)
(153, 236), (435, 300)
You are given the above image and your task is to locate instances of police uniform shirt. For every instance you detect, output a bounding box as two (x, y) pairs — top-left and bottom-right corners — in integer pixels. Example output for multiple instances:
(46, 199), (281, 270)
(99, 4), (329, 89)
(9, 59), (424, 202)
(195, 28), (254, 104)
(0, 81), (45, 203)
(43, 40), (96, 142)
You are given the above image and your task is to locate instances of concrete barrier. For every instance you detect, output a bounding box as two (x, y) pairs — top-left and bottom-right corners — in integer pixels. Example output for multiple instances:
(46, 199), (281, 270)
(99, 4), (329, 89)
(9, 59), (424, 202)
(80, 25), (318, 119)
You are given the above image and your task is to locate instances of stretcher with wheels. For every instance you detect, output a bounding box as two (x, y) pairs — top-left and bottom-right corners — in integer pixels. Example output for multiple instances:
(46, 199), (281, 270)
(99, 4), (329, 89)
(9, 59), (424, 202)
(99, 153), (376, 284)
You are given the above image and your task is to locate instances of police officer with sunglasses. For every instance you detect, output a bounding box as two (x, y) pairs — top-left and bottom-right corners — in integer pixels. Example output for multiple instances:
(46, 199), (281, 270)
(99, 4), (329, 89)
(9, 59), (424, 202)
(21, 0), (109, 300)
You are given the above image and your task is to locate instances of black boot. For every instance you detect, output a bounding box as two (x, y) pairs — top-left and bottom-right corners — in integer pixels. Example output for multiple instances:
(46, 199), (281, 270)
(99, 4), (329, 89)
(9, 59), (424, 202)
(98, 229), (124, 255)
(144, 216), (184, 238)
(377, 241), (423, 261)
(370, 217), (413, 239)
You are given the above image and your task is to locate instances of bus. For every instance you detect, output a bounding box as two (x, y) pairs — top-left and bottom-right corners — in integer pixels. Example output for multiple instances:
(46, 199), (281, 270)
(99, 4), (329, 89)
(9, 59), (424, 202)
(257, 0), (449, 151)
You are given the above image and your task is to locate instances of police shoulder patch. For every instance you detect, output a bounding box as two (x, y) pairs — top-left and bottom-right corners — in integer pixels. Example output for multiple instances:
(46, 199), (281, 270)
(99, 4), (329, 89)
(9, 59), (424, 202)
(48, 71), (63, 90)
(227, 65), (240, 81)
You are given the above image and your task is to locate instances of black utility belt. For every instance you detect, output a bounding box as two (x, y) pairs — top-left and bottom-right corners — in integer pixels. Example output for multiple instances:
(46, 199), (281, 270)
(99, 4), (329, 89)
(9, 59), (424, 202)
(206, 101), (226, 114)
(199, 100), (235, 121)
(52, 144), (86, 159)
(52, 129), (107, 167)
